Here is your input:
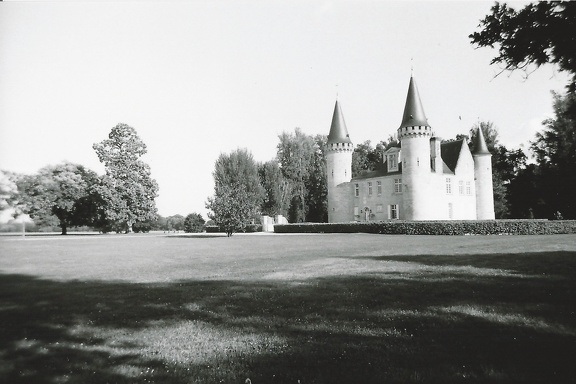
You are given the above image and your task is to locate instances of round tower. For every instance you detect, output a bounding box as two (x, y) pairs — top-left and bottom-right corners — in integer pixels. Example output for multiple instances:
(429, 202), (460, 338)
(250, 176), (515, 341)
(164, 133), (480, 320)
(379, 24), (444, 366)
(397, 75), (436, 220)
(472, 127), (495, 219)
(326, 100), (353, 223)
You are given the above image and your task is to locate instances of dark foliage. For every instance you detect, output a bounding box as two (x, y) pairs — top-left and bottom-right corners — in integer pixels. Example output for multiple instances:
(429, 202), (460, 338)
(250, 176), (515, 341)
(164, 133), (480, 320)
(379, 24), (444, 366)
(183, 213), (205, 233)
(471, 1), (576, 92)
(275, 220), (576, 235)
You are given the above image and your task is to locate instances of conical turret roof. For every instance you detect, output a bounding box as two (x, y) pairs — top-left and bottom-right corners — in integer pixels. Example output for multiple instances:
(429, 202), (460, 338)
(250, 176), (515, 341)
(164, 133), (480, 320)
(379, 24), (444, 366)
(399, 76), (430, 129)
(472, 125), (491, 155)
(327, 100), (352, 144)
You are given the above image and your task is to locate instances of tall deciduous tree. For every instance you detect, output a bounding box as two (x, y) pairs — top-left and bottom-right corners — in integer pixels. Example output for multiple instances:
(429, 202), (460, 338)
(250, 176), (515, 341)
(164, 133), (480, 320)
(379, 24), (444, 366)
(0, 170), (20, 219)
(206, 183), (259, 236)
(530, 91), (576, 219)
(16, 163), (99, 235)
(507, 163), (541, 219)
(305, 134), (328, 222)
(93, 123), (158, 233)
(352, 140), (380, 178)
(276, 129), (330, 222)
(258, 160), (290, 217)
(207, 149), (263, 236)
(470, 1), (576, 91)
(277, 128), (315, 222)
(351, 137), (397, 178)
(213, 148), (264, 203)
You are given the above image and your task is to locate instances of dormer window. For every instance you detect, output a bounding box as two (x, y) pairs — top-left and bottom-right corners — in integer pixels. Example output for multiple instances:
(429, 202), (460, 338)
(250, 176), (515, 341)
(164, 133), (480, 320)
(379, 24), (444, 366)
(387, 154), (398, 172)
(384, 147), (401, 173)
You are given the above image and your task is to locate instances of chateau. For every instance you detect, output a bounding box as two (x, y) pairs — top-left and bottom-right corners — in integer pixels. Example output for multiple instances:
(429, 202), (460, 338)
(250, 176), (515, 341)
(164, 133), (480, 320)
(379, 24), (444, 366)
(326, 75), (495, 222)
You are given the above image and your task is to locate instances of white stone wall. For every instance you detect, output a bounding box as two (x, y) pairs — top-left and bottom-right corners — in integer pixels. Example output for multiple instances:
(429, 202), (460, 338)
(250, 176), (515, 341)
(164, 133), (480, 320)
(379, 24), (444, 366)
(351, 176), (404, 220)
(424, 173), (448, 219)
(329, 182), (354, 223)
(401, 136), (438, 220)
(327, 145), (353, 223)
(474, 153), (495, 219)
(444, 177), (476, 220)
(327, 134), (492, 222)
(326, 145), (353, 190)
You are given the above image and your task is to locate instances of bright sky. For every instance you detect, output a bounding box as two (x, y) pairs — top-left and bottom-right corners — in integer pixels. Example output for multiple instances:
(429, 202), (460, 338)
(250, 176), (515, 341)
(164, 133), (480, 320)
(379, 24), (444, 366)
(0, 1), (570, 218)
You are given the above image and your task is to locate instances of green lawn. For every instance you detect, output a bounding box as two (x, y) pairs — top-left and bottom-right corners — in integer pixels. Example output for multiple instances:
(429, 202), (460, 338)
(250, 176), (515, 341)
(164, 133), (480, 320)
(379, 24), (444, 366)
(1, 233), (575, 383)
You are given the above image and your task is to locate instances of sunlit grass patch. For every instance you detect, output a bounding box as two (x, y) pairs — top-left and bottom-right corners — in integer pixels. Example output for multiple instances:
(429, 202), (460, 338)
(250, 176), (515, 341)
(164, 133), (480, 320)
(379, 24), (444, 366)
(437, 304), (576, 336)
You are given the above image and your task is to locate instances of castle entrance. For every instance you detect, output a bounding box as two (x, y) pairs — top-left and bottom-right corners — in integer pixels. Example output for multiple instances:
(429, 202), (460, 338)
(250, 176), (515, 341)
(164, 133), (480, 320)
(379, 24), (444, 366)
(364, 207), (371, 222)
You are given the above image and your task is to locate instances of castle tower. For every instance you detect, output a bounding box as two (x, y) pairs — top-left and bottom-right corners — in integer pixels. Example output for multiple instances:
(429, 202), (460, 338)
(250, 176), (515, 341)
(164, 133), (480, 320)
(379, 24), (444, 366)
(472, 126), (495, 219)
(397, 75), (436, 220)
(326, 100), (353, 223)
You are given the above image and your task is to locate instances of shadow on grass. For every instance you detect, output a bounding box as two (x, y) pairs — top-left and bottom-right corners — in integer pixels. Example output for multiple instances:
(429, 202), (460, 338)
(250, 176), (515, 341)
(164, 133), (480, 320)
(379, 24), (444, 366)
(1, 252), (575, 383)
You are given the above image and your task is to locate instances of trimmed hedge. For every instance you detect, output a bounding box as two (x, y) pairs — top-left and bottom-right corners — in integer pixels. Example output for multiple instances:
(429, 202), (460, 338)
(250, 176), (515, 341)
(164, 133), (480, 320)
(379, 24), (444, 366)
(273, 220), (576, 235)
(205, 226), (221, 233)
(205, 224), (263, 234)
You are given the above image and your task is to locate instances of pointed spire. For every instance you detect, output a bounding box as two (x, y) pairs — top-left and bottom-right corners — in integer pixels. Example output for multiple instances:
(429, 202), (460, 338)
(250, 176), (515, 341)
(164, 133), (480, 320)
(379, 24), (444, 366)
(399, 75), (430, 129)
(472, 125), (491, 155)
(327, 100), (352, 144)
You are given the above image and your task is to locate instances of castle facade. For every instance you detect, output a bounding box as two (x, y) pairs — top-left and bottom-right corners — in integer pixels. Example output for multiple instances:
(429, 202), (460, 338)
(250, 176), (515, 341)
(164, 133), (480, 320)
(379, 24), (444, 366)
(326, 75), (495, 222)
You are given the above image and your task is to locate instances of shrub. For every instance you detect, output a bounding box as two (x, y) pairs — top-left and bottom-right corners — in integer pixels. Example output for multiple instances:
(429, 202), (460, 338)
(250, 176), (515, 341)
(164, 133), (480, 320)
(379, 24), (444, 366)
(243, 224), (263, 233)
(205, 225), (222, 233)
(274, 220), (576, 235)
(204, 224), (263, 233)
(184, 213), (205, 233)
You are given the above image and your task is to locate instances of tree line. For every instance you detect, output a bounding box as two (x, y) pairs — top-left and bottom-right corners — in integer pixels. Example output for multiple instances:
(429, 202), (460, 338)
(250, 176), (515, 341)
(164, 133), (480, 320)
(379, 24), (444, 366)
(4, 124), (159, 234)
(0, 123), (207, 235)
(469, 1), (575, 219)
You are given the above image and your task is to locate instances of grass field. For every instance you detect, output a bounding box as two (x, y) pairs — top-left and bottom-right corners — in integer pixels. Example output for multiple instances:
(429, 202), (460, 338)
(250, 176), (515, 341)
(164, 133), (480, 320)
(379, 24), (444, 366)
(1, 233), (575, 383)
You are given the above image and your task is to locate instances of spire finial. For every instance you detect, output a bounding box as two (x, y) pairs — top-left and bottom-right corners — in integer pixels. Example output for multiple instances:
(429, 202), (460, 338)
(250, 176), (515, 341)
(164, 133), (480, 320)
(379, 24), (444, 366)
(336, 83), (339, 100)
(410, 57), (414, 76)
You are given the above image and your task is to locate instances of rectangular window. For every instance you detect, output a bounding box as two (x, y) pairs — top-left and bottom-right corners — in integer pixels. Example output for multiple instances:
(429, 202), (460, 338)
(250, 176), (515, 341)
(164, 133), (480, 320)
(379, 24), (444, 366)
(446, 178), (452, 194)
(459, 180), (464, 195)
(389, 204), (399, 219)
(387, 154), (398, 172)
(466, 181), (471, 195)
(448, 203), (453, 219)
(368, 182), (372, 196)
(377, 181), (382, 195)
(354, 183), (359, 197)
(394, 178), (403, 193)
(354, 206), (359, 217)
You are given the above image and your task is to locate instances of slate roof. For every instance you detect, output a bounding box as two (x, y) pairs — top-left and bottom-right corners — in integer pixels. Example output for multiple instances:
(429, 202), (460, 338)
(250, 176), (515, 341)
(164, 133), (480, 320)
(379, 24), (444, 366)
(327, 100), (352, 145)
(352, 139), (465, 180)
(399, 76), (430, 129)
(352, 161), (402, 180)
(472, 126), (490, 155)
(441, 140), (465, 173)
